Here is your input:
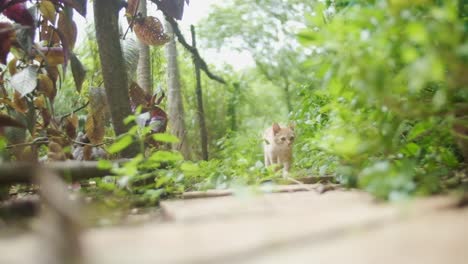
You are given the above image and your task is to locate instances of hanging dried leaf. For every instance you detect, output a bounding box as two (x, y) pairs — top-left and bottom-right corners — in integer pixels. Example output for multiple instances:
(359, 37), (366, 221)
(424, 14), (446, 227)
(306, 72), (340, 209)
(126, 0), (139, 18)
(40, 22), (61, 46)
(129, 82), (150, 109)
(48, 141), (66, 161)
(47, 127), (63, 137)
(41, 108), (51, 127)
(57, 9), (77, 50)
(0, 113), (26, 128)
(10, 65), (38, 96)
(70, 53), (85, 93)
(89, 87), (110, 121)
(0, 22), (15, 65)
(13, 91), (29, 113)
(133, 16), (170, 46)
(85, 88), (109, 144)
(46, 65), (59, 84)
(36, 46), (65, 66)
(37, 73), (56, 100)
(82, 145), (92, 161)
(39, 0), (57, 23)
(64, 114), (78, 139)
(34, 95), (46, 109)
(85, 115), (104, 145)
(25, 98), (36, 134)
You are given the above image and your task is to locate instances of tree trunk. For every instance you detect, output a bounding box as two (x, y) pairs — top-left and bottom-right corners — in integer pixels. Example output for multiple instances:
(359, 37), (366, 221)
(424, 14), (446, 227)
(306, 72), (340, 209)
(94, 0), (138, 157)
(228, 82), (240, 132)
(136, 0), (152, 93)
(191, 25), (208, 160)
(165, 21), (190, 159)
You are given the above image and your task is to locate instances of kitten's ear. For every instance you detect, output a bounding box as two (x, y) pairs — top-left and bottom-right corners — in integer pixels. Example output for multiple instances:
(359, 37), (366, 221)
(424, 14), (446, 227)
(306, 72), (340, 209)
(272, 123), (281, 134)
(288, 122), (295, 131)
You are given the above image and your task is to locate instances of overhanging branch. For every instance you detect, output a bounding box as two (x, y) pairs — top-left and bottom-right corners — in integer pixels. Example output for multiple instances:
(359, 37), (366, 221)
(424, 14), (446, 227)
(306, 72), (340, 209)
(150, 0), (226, 84)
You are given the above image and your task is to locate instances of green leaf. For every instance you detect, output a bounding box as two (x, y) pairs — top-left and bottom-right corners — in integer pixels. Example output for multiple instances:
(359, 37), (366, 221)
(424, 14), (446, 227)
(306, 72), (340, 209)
(297, 30), (316, 46)
(402, 142), (421, 157)
(181, 162), (200, 175)
(70, 53), (86, 93)
(124, 115), (136, 125)
(97, 159), (113, 170)
(143, 189), (163, 203)
(152, 133), (180, 143)
(149, 150), (183, 162)
(406, 22), (428, 44)
(108, 134), (133, 154)
(407, 122), (430, 141)
(156, 176), (170, 188)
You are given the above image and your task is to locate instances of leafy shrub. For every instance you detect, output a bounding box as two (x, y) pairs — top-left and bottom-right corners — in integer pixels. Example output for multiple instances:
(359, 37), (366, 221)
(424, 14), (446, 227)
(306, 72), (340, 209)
(295, 0), (467, 199)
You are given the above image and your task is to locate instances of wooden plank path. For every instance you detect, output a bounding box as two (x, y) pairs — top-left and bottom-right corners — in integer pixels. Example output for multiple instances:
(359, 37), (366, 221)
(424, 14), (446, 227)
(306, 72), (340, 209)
(0, 184), (467, 264)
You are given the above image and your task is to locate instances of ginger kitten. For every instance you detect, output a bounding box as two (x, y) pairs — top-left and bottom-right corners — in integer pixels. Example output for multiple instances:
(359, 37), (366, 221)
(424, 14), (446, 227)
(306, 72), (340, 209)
(263, 123), (295, 177)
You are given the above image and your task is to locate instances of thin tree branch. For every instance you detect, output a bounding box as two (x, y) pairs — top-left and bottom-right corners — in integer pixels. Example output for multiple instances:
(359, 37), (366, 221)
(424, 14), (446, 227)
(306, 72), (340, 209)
(59, 101), (89, 123)
(0, 160), (130, 185)
(150, 0), (226, 84)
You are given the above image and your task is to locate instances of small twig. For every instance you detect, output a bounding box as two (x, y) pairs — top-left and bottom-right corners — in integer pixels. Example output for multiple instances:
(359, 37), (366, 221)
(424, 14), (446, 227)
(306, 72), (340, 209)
(72, 139), (114, 148)
(284, 176), (315, 192)
(59, 101), (89, 123)
(122, 0), (141, 40)
(6, 137), (49, 149)
(150, 0), (226, 84)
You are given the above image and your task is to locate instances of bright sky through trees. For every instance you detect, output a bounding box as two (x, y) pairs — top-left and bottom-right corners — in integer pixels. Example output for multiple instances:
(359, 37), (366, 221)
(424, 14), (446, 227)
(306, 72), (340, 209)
(73, 0), (254, 70)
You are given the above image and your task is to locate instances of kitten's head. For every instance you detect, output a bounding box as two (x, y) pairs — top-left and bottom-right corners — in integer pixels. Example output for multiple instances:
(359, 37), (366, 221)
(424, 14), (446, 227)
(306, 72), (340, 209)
(272, 123), (295, 146)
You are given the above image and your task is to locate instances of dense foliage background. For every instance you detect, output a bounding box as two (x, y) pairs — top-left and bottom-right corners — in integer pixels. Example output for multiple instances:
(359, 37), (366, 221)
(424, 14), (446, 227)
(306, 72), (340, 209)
(1, 0), (467, 207)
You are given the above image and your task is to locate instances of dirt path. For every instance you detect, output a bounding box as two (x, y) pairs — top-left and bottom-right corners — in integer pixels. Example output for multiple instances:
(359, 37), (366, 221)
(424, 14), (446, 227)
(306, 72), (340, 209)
(0, 185), (467, 264)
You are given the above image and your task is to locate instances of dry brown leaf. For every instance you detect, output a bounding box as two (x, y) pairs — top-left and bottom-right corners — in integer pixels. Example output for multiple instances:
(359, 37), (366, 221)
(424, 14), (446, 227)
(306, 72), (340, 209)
(34, 95), (46, 109)
(85, 115), (105, 145)
(89, 87), (110, 120)
(36, 47), (65, 66)
(47, 127), (63, 137)
(86, 88), (109, 144)
(41, 108), (51, 128)
(82, 145), (92, 161)
(126, 0), (139, 19)
(13, 91), (28, 113)
(40, 22), (61, 46)
(48, 141), (66, 161)
(129, 82), (150, 109)
(46, 66), (59, 82)
(64, 114), (78, 139)
(37, 73), (56, 100)
(134, 16), (170, 46)
(58, 11), (77, 50)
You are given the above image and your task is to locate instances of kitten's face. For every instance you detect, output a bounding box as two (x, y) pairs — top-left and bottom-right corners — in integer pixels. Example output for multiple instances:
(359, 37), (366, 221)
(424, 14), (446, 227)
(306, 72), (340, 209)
(273, 127), (295, 147)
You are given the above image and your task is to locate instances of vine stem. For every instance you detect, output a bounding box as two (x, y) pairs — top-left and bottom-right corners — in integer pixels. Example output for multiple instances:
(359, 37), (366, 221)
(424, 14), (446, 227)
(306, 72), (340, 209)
(122, 0), (141, 40)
